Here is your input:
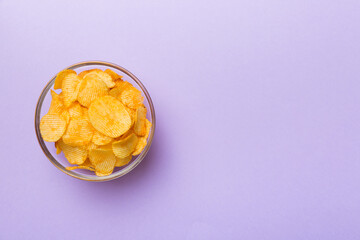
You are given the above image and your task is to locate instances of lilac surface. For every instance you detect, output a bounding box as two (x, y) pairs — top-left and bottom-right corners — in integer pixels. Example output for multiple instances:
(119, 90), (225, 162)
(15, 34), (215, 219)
(1, 0), (360, 239)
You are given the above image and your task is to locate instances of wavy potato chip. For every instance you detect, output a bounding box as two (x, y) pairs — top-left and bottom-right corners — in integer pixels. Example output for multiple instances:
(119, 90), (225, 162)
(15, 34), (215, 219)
(145, 119), (152, 139)
(77, 74), (109, 107)
(54, 69), (76, 90)
(82, 69), (115, 88)
(55, 141), (62, 154)
(49, 90), (70, 123)
(115, 155), (132, 167)
(66, 165), (94, 171)
(81, 158), (95, 168)
(78, 70), (92, 79)
(40, 114), (67, 142)
(89, 149), (116, 176)
(86, 142), (99, 151)
(112, 133), (138, 158)
(134, 106), (147, 136)
(58, 139), (87, 165)
(68, 102), (83, 118)
(133, 120), (151, 155)
(113, 79), (127, 88)
(125, 107), (137, 126)
(62, 117), (94, 146)
(132, 137), (147, 156)
(61, 73), (81, 107)
(120, 86), (144, 109)
(88, 96), (132, 138)
(108, 87), (122, 99)
(104, 69), (122, 81)
(49, 90), (64, 114)
(92, 130), (113, 146)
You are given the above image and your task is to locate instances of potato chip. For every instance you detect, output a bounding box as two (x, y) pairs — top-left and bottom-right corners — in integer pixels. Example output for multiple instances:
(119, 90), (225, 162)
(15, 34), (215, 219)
(132, 137), (147, 156)
(145, 119), (152, 139)
(78, 70), (91, 79)
(113, 79), (126, 88)
(62, 117), (94, 146)
(126, 107), (137, 126)
(49, 90), (64, 114)
(132, 119), (151, 155)
(112, 133), (138, 158)
(40, 113), (67, 142)
(81, 69), (115, 88)
(89, 149), (116, 176)
(120, 85), (144, 109)
(66, 165), (94, 171)
(134, 106), (147, 136)
(61, 72), (81, 107)
(92, 130), (113, 146)
(115, 155), (132, 167)
(108, 87), (122, 99)
(81, 158), (95, 168)
(88, 95), (132, 138)
(109, 82), (133, 98)
(82, 107), (89, 118)
(68, 102), (83, 118)
(58, 139), (87, 165)
(54, 69), (76, 90)
(86, 142), (99, 151)
(77, 74), (109, 107)
(104, 69), (122, 81)
(55, 141), (62, 154)
(60, 110), (70, 125)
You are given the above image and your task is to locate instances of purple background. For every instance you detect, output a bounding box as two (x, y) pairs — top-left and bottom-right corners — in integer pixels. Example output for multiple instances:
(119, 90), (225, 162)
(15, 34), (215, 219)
(1, 0), (360, 239)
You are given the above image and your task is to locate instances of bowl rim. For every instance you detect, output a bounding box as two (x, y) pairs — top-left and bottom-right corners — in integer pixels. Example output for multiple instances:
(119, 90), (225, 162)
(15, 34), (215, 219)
(34, 60), (156, 182)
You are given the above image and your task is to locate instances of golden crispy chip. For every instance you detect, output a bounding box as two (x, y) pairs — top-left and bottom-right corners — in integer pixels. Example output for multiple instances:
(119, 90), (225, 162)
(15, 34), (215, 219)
(145, 119), (152, 139)
(109, 82), (133, 97)
(48, 90), (70, 124)
(82, 107), (89, 118)
(132, 137), (147, 156)
(40, 114), (67, 142)
(82, 69), (115, 88)
(78, 70), (92, 79)
(113, 79), (126, 88)
(134, 106), (147, 136)
(77, 74), (109, 107)
(117, 128), (134, 141)
(49, 90), (64, 114)
(68, 102), (83, 118)
(115, 155), (132, 167)
(108, 87), (122, 99)
(58, 139), (87, 165)
(81, 158), (95, 168)
(92, 130), (113, 146)
(62, 117), (94, 146)
(54, 69), (76, 90)
(104, 69), (122, 81)
(55, 141), (62, 154)
(120, 85), (144, 109)
(132, 119), (151, 155)
(61, 72), (81, 107)
(112, 133), (138, 158)
(86, 142), (99, 151)
(89, 149), (116, 176)
(66, 165), (94, 171)
(125, 107), (137, 126)
(60, 110), (70, 124)
(88, 96), (132, 138)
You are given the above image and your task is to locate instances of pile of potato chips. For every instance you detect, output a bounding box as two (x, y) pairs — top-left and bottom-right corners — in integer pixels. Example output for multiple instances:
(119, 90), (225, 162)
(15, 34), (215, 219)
(40, 68), (151, 176)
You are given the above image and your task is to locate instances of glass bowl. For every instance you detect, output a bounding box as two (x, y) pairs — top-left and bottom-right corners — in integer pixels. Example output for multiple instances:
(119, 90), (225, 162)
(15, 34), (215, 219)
(35, 61), (155, 182)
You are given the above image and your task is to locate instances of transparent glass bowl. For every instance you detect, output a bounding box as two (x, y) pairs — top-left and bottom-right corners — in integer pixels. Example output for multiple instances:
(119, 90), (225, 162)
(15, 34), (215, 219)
(35, 61), (155, 182)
